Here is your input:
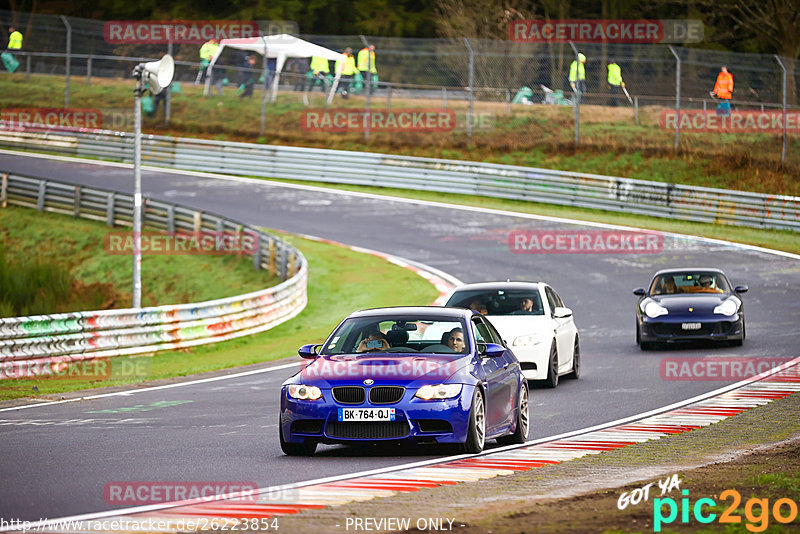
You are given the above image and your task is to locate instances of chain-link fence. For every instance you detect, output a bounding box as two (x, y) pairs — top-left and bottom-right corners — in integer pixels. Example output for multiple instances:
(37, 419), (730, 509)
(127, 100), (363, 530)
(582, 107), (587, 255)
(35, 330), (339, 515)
(1, 10), (798, 167)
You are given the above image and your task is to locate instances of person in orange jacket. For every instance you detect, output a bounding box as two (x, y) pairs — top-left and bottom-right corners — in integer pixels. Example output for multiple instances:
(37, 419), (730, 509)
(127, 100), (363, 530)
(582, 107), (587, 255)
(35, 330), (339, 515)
(712, 66), (733, 100)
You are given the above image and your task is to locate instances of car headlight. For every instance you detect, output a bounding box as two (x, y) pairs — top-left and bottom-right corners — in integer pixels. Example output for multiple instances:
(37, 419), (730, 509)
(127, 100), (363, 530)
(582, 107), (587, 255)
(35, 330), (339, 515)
(644, 301), (669, 319)
(415, 384), (462, 400)
(512, 334), (546, 347)
(287, 384), (322, 401)
(714, 297), (740, 316)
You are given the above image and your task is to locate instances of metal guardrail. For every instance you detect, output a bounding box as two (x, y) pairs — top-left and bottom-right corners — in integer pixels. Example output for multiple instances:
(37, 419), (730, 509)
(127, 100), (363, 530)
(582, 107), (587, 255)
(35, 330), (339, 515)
(0, 172), (307, 379)
(1, 128), (799, 232)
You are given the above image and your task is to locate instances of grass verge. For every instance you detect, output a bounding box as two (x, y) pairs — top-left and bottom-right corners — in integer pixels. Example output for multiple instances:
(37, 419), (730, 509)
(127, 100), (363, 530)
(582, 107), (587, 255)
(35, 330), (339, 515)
(0, 232), (440, 401)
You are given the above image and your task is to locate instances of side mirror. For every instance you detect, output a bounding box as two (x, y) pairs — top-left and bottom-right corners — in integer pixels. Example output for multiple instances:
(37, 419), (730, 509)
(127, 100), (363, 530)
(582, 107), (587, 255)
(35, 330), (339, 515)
(481, 343), (506, 358)
(734, 285), (748, 294)
(553, 306), (573, 318)
(298, 344), (320, 359)
(633, 288), (647, 296)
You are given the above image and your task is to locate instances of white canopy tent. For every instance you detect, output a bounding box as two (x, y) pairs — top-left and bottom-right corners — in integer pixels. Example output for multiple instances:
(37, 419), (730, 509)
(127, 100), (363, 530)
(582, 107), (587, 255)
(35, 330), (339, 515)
(203, 34), (345, 104)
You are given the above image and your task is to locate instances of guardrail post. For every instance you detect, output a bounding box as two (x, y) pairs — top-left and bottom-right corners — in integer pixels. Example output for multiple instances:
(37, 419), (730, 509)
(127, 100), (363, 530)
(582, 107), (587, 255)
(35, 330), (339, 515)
(775, 55), (788, 163)
(668, 46), (681, 150)
(281, 247), (289, 280)
(1, 173), (7, 208)
(253, 233), (262, 270)
(106, 192), (115, 227)
(569, 42), (580, 146)
(506, 89), (511, 114)
(193, 211), (202, 233)
(87, 56), (92, 85)
(37, 181), (46, 212)
(387, 85), (392, 110)
(167, 205), (175, 233)
(442, 87), (446, 110)
(25, 54), (31, 82)
(634, 96), (639, 125)
(73, 186), (81, 218)
(268, 239), (276, 274)
(288, 252), (296, 277)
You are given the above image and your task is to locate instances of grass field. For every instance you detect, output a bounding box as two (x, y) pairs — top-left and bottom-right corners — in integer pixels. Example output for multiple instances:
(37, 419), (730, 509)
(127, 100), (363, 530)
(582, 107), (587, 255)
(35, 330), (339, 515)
(0, 221), (440, 401)
(1, 74), (798, 195)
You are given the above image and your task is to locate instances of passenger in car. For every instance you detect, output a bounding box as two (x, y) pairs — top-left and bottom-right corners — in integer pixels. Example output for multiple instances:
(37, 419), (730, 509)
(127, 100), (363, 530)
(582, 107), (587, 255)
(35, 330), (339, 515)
(356, 331), (390, 352)
(662, 276), (679, 294)
(469, 299), (488, 314)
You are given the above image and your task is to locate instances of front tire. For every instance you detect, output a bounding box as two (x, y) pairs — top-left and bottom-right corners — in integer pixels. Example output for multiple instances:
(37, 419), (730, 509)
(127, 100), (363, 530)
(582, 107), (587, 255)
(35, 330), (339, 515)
(497, 383), (529, 445)
(280, 422), (317, 456)
(460, 388), (485, 454)
(565, 337), (580, 379)
(538, 342), (559, 388)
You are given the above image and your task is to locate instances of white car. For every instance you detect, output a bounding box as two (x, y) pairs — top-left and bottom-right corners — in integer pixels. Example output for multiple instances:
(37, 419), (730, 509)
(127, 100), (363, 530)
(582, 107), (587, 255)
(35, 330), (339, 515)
(444, 282), (580, 387)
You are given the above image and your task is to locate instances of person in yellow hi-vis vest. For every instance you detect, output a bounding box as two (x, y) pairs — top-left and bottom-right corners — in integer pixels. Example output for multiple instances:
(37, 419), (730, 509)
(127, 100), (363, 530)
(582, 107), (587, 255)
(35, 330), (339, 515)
(196, 38), (219, 85)
(2, 27), (22, 73)
(306, 55), (330, 92)
(568, 53), (586, 102)
(357, 44), (378, 94)
(335, 48), (357, 99)
(607, 58), (624, 107)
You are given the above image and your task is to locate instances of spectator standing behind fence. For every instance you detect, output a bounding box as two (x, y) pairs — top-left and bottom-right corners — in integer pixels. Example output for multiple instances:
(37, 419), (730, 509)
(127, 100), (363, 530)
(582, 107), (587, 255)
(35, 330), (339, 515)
(335, 47), (357, 99)
(7, 27), (22, 55)
(196, 38), (219, 84)
(607, 58), (625, 107)
(569, 53), (586, 102)
(711, 66), (734, 116)
(306, 55), (330, 92)
(357, 44), (378, 93)
(238, 54), (257, 99)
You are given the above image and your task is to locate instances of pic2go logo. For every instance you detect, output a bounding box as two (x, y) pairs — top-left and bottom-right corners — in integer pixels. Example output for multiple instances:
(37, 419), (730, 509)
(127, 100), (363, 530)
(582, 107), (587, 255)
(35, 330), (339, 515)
(654, 489), (800, 533)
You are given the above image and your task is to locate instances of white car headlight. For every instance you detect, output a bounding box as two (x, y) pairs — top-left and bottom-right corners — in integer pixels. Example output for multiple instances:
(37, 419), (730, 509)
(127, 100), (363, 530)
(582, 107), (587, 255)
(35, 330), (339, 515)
(415, 384), (462, 400)
(644, 301), (669, 319)
(512, 334), (546, 347)
(287, 384), (322, 401)
(714, 297), (740, 316)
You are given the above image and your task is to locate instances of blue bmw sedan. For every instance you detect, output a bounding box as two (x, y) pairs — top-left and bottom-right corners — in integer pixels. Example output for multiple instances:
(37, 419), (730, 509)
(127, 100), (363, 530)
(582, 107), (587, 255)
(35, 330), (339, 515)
(633, 268), (748, 350)
(280, 307), (529, 455)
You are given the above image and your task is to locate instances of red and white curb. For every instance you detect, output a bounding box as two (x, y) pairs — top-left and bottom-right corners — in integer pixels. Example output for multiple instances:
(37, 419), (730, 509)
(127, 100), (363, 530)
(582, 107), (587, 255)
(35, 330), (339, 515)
(16, 359), (800, 533)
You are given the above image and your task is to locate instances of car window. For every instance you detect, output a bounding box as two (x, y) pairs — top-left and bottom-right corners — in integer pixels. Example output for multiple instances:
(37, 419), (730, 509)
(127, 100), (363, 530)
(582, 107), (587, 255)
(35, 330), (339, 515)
(477, 318), (503, 345)
(650, 272), (729, 295)
(544, 287), (559, 315)
(321, 316), (466, 354)
(471, 319), (488, 344)
(445, 288), (545, 316)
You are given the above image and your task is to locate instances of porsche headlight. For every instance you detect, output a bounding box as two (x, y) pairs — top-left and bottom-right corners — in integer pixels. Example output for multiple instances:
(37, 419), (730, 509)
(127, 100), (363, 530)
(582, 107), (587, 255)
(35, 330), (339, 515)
(644, 301), (669, 319)
(415, 384), (462, 400)
(512, 334), (546, 347)
(287, 384), (322, 401)
(714, 297), (740, 316)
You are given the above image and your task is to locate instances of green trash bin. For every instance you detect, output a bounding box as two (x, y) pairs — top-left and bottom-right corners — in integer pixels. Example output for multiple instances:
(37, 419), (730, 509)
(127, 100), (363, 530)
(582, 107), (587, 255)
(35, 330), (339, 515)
(170, 82), (182, 94)
(1, 52), (19, 73)
(512, 86), (534, 104)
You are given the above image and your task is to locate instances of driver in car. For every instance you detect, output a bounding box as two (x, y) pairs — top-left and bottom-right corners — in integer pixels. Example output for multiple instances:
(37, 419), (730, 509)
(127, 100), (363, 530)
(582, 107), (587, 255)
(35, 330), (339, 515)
(446, 328), (466, 353)
(356, 331), (390, 352)
(698, 275), (722, 292)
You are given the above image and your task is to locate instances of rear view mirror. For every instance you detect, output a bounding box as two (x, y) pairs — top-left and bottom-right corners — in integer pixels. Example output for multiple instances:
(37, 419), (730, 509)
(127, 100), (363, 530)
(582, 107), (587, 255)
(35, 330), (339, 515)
(298, 344), (320, 359)
(633, 288), (646, 296)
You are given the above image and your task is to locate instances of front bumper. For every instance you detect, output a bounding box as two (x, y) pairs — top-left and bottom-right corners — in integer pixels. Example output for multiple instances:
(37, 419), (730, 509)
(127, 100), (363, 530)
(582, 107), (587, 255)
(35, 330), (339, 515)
(640, 314), (744, 343)
(508, 344), (550, 380)
(280, 384), (476, 445)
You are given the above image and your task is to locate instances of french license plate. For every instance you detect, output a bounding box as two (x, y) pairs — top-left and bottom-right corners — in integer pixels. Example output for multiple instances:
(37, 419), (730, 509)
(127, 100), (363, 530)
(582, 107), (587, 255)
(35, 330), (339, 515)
(682, 322), (702, 330)
(338, 408), (396, 421)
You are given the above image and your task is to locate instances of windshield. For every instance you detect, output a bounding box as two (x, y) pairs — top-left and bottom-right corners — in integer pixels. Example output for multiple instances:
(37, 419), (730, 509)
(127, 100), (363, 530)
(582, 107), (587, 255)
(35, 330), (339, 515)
(445, 288), (545, 316)
(321, 316), (468, 355)
(649, 272), (730, 295)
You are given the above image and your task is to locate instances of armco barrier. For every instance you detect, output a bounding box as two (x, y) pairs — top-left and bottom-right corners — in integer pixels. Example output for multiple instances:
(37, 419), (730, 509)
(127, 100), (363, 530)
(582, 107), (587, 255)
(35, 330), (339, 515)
(0, 172), (307, 380)
(1, 128), (798, 231)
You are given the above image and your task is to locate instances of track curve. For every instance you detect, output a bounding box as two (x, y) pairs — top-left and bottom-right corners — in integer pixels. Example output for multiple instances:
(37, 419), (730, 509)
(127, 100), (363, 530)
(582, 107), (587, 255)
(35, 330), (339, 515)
(1, 151), (798, 522)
